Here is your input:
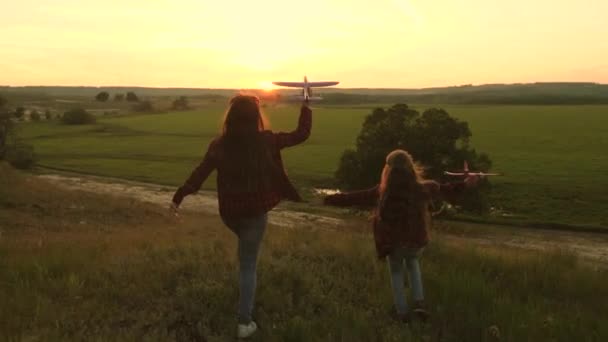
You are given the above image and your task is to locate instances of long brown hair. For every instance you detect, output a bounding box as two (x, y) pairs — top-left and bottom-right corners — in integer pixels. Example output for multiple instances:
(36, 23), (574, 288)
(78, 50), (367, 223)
(219, 95), (278, 192)
(377, 150), (428, 223)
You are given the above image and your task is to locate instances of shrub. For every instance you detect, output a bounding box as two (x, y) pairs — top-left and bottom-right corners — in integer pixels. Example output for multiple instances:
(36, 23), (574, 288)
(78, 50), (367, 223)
(5, 142), (36, 169)
(95, 91), (110, 102)
(0, 111), (12, 159)
(126, 92), (139, 102)
(171, 96), (190, 110)
(132, 100), (154, 113)
(30, 111), (41, 121)
(14, 107), (25, 119)
(62, 108), (96, 125)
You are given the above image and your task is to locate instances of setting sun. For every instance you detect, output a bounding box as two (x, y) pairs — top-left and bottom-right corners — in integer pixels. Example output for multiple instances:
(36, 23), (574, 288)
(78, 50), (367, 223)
(258, 81), (275, 91)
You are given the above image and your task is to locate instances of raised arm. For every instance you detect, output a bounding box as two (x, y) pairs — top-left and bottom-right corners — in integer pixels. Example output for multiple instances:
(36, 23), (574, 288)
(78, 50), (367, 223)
(324, 185), (380, 207)
(172, 140), (218, 206)
(273, 104), (312, 149)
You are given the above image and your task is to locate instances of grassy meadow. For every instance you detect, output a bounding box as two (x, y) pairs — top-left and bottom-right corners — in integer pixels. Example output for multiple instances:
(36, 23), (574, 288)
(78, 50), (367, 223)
(1, 164), (607, 341)
(18, 101), (608, 229)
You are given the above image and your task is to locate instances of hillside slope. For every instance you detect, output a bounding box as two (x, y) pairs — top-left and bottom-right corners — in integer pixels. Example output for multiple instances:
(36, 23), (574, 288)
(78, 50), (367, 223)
(1, 164), (607, 341)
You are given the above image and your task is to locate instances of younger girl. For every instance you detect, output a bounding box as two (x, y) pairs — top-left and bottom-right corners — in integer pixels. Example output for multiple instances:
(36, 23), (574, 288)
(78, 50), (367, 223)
(324, 149), (478, 322)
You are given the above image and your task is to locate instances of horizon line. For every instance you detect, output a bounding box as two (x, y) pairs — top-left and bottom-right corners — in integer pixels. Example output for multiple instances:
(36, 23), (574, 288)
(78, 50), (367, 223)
(1, 81), (606, 91)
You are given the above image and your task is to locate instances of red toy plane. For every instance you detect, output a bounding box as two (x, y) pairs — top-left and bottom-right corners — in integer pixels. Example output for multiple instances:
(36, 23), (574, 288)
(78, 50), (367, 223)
(444, 161), (502, 177)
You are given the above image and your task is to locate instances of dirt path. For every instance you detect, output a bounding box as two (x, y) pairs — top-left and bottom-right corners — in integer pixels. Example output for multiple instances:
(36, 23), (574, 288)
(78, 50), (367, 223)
(37, 174), (608, 267)
(36, 174), (343, 229)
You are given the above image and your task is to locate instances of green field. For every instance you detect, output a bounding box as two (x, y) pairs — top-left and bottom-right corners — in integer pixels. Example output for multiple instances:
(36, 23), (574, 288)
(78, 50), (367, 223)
(19, 103), (608, 228)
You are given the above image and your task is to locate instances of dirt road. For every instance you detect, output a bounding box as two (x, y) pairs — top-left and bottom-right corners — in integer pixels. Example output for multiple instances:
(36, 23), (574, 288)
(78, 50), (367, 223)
(38, 174), (608, 267)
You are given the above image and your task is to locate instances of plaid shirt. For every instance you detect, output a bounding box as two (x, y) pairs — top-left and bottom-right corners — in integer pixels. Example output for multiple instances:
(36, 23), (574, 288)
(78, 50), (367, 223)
(173, 105), (312, 218)
(324, 181), (465, 258)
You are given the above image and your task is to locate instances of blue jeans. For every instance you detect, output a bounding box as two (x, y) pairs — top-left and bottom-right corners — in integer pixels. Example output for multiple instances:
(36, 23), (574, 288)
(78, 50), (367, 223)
(222, 214), (268, 324)
(387, 247), (424, 315)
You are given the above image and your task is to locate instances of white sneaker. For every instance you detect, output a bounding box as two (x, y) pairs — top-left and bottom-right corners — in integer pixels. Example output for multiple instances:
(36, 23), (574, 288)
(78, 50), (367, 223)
(237, 321), (257, 339)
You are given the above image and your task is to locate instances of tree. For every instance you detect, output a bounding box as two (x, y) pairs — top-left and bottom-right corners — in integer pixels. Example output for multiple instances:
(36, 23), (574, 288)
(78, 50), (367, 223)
(45, 110), (52, 120)
(114, 93), (125, 102)
(132, 100), (154, 112)
(95, 91), (110, 102)
(62, 108), (96, 125)
(0, 98), (11, 159)
(30, 110), (41, 121)
(0, 98), (36, 168)
(126, 92), (139, 102)
(14, 107), (25, 120)
(171, 96), (190, 110)
(335, 104), (492, 212)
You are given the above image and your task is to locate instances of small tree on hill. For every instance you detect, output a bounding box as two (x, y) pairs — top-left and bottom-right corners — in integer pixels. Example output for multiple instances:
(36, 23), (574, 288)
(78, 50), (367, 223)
(45, 110), (52, 120)
(95, 91), (110, 102)
(171, 96), (190, 110)
(132, 100), (154, 113)
(126, 92), (139, 102)
(0, 98), (36, 168)
(30, 110), (41, 121)
(62, 108), (96, 125)
(335, 104), (492, 212)
(14, 107), (25, 120)
(0, 98), (12, 159)
(114, 93), (125, 102)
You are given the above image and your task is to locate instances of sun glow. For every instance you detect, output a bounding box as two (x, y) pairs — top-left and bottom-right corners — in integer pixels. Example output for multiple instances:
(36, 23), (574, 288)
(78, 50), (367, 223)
(258, 81), (276, 91)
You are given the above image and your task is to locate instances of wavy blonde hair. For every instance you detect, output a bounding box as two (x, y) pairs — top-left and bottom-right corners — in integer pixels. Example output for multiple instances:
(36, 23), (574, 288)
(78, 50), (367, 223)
(377, 150), (427, 221)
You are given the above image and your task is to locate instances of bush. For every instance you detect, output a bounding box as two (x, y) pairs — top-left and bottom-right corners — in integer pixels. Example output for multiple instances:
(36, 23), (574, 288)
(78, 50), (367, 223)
(126, 92), (139, 102)
(95, 91), (110, 102)
(14, 107), (25, 119)
(30, 111), (41, 121)
(132, 100), (154, 113)
(5, 142), (36, 169)
(0, 111), (12, 159)
(171, 96), (190, 110)
(62, 108), (96, 125)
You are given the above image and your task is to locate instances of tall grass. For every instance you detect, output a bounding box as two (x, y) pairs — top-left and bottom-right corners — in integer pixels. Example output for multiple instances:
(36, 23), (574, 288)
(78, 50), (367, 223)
(1, 165), (607, 341)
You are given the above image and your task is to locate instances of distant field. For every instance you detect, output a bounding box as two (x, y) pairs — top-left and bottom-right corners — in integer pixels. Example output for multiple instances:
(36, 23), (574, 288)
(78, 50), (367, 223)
(20, 103), (608, 228)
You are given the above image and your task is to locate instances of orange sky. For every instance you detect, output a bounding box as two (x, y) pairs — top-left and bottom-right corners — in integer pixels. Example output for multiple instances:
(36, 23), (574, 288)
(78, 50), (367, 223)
(2, 0), (607, 88)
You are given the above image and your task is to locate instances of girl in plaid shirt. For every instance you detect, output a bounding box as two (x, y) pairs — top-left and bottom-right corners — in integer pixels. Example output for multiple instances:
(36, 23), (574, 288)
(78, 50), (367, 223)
(324, 150), (479, 323)
(172, 95), (312, 338)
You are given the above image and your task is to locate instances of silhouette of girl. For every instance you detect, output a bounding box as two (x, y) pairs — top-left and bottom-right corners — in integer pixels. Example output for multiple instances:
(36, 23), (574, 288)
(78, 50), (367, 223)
(171, 95), (312, 338)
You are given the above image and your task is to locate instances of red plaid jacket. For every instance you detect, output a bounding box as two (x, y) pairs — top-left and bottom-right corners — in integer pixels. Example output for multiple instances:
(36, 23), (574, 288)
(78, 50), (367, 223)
(324, 181), (465, 258)
(172, 105), (312, 219)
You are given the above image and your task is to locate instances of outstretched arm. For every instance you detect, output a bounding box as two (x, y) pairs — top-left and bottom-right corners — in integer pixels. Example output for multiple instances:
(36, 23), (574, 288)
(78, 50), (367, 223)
(324, 185), (380, 207)
(172, 140), (218, 206)
(274, 104), (312, 149)
(427, 175), (480, 203)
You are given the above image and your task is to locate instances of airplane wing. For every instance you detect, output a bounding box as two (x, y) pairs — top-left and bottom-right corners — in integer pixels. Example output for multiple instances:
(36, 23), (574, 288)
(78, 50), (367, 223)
(444, 172), (466, 176)
(307, 81), (339, 87)
(272, 81), (339, 87)
(473, 172), (502, 176)
(272, 82), (306, 87)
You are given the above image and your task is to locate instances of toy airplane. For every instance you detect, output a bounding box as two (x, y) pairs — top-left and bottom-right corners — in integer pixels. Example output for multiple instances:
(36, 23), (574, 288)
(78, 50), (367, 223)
(273, 76), (339, 101)
(444, 161), (502, 177)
